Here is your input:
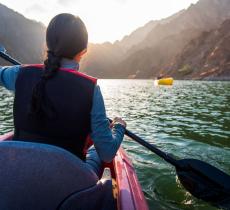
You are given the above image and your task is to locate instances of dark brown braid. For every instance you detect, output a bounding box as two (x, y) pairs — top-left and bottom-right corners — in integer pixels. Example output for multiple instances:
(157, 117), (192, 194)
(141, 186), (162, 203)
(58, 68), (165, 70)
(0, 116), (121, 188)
(29, 51), (61, 119)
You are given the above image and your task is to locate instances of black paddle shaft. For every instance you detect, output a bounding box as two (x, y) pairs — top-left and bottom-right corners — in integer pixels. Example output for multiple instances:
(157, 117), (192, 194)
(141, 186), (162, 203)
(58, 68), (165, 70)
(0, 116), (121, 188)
(0, 52), (21, 65)
(125, 129), (181, 167)
(110, 120), (230, 209)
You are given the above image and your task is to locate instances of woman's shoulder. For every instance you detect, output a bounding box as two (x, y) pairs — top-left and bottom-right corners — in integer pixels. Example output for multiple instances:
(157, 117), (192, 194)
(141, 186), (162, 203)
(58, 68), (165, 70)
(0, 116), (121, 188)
(0, 65), (21, 91)
(71, 70), (97, 84)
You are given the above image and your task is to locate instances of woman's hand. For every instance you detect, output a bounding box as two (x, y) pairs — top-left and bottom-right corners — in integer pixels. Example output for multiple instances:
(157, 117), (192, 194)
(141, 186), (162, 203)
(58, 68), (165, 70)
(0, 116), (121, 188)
(110, 117), (127, 128)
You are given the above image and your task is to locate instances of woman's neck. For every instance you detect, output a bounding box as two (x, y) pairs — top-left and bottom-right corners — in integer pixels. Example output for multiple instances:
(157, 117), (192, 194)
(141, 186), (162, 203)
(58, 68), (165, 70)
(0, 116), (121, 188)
(60, 58), (79, 70)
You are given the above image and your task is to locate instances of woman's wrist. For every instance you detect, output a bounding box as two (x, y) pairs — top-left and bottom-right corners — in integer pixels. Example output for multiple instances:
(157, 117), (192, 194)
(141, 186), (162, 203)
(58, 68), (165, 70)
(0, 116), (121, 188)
(113, 123), (126, 135)
(112, 117), (126, 128)
(113, 121), (126, 128)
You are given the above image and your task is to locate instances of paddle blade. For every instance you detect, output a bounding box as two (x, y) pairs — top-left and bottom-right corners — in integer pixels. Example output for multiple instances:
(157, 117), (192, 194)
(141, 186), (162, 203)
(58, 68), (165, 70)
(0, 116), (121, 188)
(176, 159), (230, 209)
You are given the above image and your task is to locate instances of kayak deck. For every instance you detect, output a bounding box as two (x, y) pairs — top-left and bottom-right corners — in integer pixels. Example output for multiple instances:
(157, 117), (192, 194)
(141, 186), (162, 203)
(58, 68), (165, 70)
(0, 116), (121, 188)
(112, 148), (149, 210)
(0, 132), (148, 210)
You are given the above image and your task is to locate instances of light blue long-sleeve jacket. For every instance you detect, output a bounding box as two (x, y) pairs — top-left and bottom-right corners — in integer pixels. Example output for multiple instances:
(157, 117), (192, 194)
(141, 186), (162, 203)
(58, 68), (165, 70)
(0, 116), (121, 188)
(0, 59), (125, 162)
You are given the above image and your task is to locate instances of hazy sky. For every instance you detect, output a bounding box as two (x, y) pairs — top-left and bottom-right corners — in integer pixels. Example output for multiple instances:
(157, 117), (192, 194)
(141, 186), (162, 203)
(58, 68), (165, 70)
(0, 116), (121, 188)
(1, 0), (199, 43)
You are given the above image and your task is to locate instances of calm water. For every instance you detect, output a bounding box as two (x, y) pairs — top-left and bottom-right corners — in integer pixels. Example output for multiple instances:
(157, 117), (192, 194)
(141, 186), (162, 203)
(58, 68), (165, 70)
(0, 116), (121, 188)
(0, 80), (230, 210)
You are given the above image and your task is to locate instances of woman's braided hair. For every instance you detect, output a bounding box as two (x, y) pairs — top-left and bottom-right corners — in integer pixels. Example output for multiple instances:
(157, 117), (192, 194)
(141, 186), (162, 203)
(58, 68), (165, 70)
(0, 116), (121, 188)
(29, 13), (88, 119)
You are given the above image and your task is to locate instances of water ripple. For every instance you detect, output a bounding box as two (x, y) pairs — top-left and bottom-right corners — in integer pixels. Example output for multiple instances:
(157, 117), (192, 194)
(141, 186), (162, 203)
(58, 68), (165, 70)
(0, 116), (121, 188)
(99, 80), (230, 210)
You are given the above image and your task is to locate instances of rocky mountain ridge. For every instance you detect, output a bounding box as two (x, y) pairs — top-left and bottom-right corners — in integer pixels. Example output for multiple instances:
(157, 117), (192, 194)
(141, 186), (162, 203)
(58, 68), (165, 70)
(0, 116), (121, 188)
(102, 0), (230, 79)
(0, 3), (45, 65)
(0, 0), (230, 80)
(167, 19), (230, 80)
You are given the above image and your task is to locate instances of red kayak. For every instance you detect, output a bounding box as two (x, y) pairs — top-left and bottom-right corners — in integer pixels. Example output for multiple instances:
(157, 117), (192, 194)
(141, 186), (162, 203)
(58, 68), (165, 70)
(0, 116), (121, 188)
(0, 132), (149, 210)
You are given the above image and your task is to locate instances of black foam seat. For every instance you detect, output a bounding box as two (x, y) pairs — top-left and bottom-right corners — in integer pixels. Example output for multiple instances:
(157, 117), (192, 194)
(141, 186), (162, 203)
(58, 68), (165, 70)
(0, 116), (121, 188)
(0, 141), (115, 210)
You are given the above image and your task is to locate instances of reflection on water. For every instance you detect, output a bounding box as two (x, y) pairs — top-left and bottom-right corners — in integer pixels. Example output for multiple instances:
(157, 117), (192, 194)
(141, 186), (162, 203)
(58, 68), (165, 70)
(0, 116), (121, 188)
(0, 80), (230, 210)
(0, 88), (14, 133)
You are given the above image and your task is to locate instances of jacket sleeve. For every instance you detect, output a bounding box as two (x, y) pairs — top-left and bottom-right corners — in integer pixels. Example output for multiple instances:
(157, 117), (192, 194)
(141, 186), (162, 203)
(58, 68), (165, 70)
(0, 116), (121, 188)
(90, 85), (125, 163)
(0, 65), (21, 91)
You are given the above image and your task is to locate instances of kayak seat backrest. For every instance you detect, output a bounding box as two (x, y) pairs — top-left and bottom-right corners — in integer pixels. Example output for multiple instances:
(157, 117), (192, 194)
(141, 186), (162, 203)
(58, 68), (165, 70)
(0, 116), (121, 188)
(0, 141), (115, 210)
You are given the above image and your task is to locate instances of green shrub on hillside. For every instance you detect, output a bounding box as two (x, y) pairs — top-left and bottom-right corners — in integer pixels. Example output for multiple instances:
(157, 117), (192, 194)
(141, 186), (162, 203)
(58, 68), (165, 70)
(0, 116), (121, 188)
(178, 64), (193, 75)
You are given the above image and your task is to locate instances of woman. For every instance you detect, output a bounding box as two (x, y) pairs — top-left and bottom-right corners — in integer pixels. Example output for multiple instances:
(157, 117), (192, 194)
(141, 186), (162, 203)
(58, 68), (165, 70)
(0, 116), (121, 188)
(0, 13), (126, 176)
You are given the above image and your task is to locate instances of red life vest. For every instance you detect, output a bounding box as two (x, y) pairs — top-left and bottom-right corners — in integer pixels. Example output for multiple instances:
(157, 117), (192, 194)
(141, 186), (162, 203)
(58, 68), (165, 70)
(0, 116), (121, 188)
(13, 64), (97, 160)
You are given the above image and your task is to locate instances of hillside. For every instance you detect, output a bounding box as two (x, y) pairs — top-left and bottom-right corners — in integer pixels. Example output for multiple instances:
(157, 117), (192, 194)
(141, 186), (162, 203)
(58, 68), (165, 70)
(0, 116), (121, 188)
(167, 19), (230, 80)
(0, 3), (45, 65)
(111, 0), (230, 79)
(115, 9), (185, 52)
(80, 10), (185, 78)
(0, 0), (230, 80)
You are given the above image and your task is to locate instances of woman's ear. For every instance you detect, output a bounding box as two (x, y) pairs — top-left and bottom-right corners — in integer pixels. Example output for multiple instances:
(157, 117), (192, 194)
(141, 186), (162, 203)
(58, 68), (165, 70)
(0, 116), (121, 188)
(74, 48), (87, 62)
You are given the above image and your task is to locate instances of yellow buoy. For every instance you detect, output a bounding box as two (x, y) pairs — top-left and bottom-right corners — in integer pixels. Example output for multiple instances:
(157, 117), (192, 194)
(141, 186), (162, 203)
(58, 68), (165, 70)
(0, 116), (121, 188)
(157, 77), (174, 85)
